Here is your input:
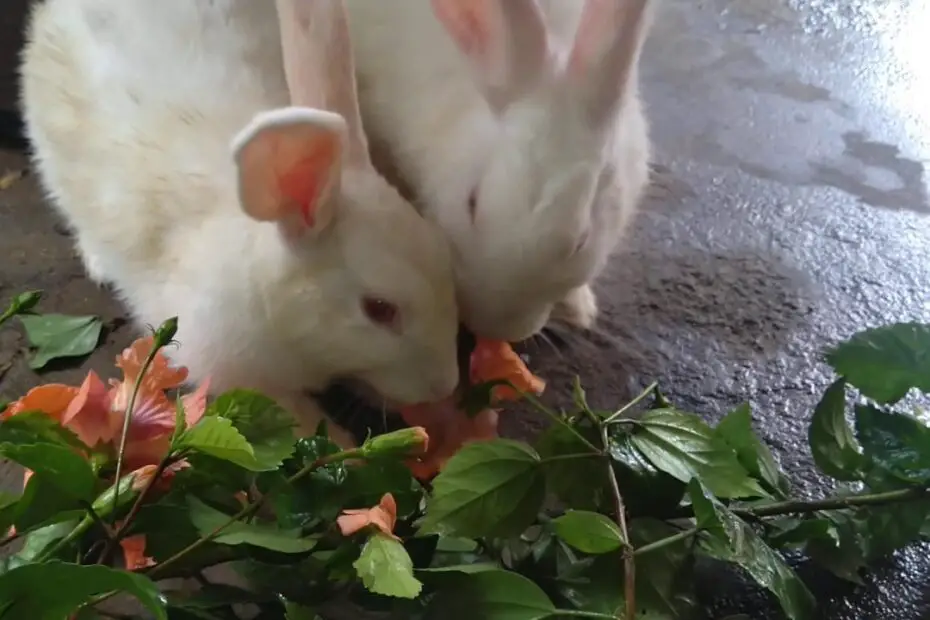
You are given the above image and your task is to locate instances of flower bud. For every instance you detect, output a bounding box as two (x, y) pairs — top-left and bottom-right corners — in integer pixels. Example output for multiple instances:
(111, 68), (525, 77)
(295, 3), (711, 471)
(361, 426), (429, 459)
(153, 316), (179, 349)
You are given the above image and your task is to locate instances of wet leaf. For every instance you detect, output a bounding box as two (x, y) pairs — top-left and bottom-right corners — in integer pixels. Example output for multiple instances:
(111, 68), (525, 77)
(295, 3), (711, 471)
(609, 430), (687, 517)
(419, 439), (545, 538)
(19, 313), (102, 370)
(858, 499), (930, 559)
(804, 512), (867, 584)
(630, 409), (765, 499)
(854, 405), (930, 484)
(808, 379), (864, 481)
(353, 533), (422, 599)
(689, 480), (815, 620)
(714, 403), (788, 496)
(825, 322), (930, 403)
(187, 497), (316, 553)
(766, 518), (839, 550)
(550, 510), (625, 554)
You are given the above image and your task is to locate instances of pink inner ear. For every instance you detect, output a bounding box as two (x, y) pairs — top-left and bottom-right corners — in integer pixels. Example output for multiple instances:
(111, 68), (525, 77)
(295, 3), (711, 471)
(432, 0), (493, 60)
(275, 137), (338, 228)
(568, 0), (612, 74)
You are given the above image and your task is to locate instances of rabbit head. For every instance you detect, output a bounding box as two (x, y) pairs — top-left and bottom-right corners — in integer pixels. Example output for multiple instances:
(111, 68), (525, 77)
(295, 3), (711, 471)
(423, 0), (654, 341)
(225, 0), (460, 405)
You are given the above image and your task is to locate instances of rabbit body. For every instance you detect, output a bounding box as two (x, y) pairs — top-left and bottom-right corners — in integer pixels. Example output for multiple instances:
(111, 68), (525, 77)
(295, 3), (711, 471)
(344, 0), (655, 341)
(21, 0), (460, 448)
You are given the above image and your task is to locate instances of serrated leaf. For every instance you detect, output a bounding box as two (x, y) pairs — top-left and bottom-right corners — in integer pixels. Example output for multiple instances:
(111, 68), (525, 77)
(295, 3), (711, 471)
(0, 561), (167, 619)
(19, 313), (102, 370)
(803, 512), (866, 584)
(767, 518), (839, 550)
(187, 497), (316, 553)
(0, 442), (96, 501)
(859, 500), (930, 559)
(808, 379), (864, 481)
(609, 430), (688, 517)
(630, 409), (765, 499)
(854, 405), (930, 484)
(714, 403), (788, 495)
(825, 322), (930, 404)
(206, 390), (296, 470)
(177, 416), (266, 471)
(689, 480), (814, 620)
(419, 439), (545, 538)
(424, 568), (555, 620)
(551, 510), (625, 554)
(353, 533), (422, 599)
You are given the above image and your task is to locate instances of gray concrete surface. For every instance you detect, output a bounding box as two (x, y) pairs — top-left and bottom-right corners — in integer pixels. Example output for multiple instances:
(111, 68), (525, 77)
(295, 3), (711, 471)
(1, 0), (929, 618)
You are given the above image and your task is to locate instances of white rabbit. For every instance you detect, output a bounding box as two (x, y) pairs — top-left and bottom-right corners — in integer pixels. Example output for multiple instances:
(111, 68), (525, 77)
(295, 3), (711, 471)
(20, 0), (460, 449)
(343, 0), (656, 342)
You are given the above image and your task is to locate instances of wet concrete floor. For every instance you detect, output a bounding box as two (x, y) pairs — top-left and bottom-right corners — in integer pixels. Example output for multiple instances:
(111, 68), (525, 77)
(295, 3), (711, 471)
(1, 0), (929, 618)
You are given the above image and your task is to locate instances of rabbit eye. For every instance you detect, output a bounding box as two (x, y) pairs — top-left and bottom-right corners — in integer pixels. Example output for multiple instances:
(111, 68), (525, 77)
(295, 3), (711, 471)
(467, 189), (478, 222)
(362, 297), (399, 328)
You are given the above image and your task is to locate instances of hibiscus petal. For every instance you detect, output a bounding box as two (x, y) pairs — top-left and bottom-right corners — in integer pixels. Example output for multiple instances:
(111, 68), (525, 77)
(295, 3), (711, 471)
(469, 339), (546, 401)
(2, 383), (78, 421)
(181, 379), (211, 428)
(115, 336), (188, 393)
(119, 533), (156, 570)
(60, 372), (115, 447)
(336, 493), (399, 540)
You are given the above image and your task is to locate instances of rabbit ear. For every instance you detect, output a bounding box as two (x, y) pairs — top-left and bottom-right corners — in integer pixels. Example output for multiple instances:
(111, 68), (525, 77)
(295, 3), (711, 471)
(275, 0), (370, 167)
(430, 0), (549, 111)
(566, 0), (653, 125)
(232, 107), (346, 235)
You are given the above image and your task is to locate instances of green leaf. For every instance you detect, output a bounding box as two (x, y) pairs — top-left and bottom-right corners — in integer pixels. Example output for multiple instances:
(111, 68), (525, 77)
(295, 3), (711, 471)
(19, 313), (102, 370)
(536, 421), (608, 512)
(424, 568), (556, 620)
(0, 411), (88, 451)
(11, 474), (84, 533)
(766, 518), (839, 550)
(688, 480), (814, 620)
(205, 390), (297, 470)
(825, 322), (930, 404)
(16, 520), (79, 561)
(177, 416), (268, 471)
(608, 430), (687, 517)
(187, 497), (316, 553)
(419, 439), (545, 538)
(854, 405), (930, 484)
(0, 561), (167, 619)
(630, 409), (765, 499)
(353, 532), (423, 599)
(550, 510), (625, 554)
(808, 379), (863, 481)
(804, 512), (866, 584)
(859, 499), (930, 559)
(284, 601), (322, 620)
(0, 442), (96, 501)
(342, 459), (423, 519)
(714, 403), (788, 495)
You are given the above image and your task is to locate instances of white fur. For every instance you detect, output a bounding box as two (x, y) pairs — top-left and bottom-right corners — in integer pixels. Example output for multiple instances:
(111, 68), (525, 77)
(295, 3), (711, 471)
(20, 0), (460, 448)
(344, 0), (656, 341)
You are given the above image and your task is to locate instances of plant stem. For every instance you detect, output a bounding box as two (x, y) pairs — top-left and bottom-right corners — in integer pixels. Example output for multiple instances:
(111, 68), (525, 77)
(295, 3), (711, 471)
(99, 455), (176, 565)
(734, 486), (929, 518)
(601, 425), (635, 620)
(146, 446), (365, 579)
(604, 382), (658, 425)
(634, 527), (699, 557)
(111, 348), (161, 521)
(549, 610), (619, 619)
(541, 453), (601, 464)
(522, 391), (602, 454)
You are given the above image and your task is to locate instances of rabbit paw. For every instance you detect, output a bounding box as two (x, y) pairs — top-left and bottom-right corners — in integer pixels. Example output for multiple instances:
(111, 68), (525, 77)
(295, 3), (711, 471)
(552, 284), (598, 330)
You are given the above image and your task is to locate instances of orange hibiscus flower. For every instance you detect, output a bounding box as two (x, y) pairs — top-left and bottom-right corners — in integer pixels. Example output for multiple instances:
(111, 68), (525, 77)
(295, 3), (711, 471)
(337, 493), (399, 540)
(399, 338), (544, 480)
(2, 335), (209, 483)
